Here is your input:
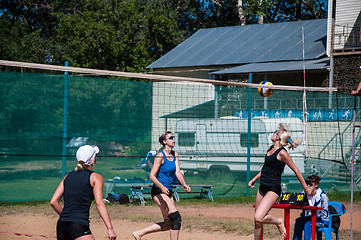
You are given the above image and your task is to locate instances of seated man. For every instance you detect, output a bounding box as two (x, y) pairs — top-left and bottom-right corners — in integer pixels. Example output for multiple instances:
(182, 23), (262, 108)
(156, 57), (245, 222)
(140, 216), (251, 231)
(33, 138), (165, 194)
(141, 149), (183, 183)
(293, 175), (329, 240)
(141, 150), (157, 173)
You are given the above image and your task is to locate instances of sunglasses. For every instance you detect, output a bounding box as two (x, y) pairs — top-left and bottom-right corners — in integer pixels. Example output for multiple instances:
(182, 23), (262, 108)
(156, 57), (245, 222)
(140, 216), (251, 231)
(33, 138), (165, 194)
(306, 182), (314, 187)
(167, 136), (175, 140)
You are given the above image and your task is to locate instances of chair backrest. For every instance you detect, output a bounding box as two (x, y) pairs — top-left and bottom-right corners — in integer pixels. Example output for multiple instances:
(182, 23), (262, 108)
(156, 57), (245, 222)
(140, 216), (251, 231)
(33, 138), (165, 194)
(329, 201), (346, 215)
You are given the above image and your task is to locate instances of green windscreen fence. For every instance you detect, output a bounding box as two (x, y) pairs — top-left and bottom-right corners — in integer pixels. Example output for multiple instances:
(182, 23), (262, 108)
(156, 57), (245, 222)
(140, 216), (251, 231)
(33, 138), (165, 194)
(0, 71), (360, 201)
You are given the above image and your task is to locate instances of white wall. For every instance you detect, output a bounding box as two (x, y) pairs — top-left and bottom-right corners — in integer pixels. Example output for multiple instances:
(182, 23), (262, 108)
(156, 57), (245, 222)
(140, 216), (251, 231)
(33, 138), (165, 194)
(327, 0), (361, 55)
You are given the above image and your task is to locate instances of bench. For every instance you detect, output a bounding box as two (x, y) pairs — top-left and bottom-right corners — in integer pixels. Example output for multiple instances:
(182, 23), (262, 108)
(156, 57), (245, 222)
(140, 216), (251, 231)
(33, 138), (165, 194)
(129, 184), (153, 205)
(173, 184), (214, 202)
(130, 184), (214, 205)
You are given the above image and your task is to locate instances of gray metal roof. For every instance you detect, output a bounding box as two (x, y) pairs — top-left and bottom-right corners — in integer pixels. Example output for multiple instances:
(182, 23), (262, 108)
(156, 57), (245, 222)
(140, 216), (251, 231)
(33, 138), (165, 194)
(211, 58), (329, 75)
(147, 19), (327, 69)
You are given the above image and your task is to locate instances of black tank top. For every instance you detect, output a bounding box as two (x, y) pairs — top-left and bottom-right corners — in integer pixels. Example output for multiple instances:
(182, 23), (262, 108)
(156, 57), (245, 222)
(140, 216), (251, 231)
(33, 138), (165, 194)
(59, 169), (94, 227)
(260, 146), (286, 187)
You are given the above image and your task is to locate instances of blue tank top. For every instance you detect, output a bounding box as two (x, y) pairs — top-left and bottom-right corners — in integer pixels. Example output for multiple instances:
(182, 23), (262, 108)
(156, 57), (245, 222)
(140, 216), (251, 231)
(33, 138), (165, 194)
(59, 169), (94, 227)
(155, 151), (176, 190)
(260, 146), (286, 187)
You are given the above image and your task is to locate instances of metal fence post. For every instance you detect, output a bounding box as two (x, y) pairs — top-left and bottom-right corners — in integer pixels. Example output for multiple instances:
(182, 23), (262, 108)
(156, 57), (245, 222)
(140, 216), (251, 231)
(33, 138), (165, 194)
(62, 61), (69, 179)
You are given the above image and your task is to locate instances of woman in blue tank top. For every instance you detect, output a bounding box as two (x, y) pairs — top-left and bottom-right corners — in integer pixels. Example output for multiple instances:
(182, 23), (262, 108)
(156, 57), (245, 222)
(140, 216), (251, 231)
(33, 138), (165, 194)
(248, 123), (312, 240)
(133, 131), (191, 240)
(50, 145), (116, 240)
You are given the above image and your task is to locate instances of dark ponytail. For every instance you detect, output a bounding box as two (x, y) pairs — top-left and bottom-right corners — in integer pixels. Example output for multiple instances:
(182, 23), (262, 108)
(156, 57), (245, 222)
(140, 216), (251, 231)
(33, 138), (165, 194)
(159, 131), (173, 146)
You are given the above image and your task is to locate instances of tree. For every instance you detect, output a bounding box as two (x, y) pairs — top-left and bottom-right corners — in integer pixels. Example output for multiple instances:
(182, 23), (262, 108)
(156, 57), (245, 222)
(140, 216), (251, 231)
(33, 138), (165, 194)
(0, 0), (328, 70)
(234, 0), (328, 25)
(0, 13), (53, 64)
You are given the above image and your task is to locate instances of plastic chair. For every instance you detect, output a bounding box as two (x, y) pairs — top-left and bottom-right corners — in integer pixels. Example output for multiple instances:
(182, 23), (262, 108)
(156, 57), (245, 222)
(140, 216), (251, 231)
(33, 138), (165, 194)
(317, 201), (346, 240)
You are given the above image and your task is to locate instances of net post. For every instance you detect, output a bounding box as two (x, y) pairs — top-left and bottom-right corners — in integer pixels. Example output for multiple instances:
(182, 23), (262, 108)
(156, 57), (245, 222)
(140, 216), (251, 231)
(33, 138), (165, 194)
(246, 73), (252, 196)
(62, 61), (69, 179)
(350, 94), (358, 240)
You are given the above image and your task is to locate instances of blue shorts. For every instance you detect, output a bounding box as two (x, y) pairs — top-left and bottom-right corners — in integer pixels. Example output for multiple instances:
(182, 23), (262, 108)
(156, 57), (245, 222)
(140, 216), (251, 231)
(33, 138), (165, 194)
(57, 221), (92, 240)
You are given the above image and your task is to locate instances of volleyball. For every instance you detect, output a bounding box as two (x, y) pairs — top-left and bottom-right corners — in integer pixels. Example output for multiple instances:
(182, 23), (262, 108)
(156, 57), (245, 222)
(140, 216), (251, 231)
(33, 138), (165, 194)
(258, 81), (274, 97)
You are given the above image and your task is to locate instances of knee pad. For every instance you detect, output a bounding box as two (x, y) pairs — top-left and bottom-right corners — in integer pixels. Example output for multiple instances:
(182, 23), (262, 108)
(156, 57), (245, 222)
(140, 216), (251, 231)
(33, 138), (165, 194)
(168, 211), (182, 230)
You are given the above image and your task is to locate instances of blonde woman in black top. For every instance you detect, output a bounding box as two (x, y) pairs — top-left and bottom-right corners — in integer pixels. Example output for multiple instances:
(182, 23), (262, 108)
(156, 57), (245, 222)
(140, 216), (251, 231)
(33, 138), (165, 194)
(248, 124), (312, 240)
(50, 145), (116, 240)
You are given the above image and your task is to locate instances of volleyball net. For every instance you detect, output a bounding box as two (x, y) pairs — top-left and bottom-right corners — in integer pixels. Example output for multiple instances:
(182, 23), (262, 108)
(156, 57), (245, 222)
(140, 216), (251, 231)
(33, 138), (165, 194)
(0, 60), (359, 201)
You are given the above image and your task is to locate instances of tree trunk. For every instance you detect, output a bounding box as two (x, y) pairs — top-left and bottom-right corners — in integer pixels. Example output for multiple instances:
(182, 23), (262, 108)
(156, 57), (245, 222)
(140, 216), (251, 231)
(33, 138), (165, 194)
(258, 0), (263, 24)
(238, 0), (246, 25)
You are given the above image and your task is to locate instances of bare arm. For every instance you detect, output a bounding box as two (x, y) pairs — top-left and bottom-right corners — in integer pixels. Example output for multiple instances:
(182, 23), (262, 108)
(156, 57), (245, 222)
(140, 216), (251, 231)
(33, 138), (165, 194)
(50, 177), (66, 215)
(248, 171), (261, 188)
(174, 152), (191, 192)
(91, 173), (117, 240)
(149, 153), (170, 195)
(351, 81), (361, 95)
(278, 150), (311, 196)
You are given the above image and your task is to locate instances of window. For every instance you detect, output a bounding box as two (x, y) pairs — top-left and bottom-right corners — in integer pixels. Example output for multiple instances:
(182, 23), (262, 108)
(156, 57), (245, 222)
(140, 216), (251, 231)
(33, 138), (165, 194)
(240, 133), (259, 148)
(178, 132), (195, 147)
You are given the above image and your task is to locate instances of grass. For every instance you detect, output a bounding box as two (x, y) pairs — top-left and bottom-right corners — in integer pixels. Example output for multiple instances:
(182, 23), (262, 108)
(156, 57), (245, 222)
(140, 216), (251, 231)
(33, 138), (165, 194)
(1, 189), (360, 207)
(1, 155), (361, 202)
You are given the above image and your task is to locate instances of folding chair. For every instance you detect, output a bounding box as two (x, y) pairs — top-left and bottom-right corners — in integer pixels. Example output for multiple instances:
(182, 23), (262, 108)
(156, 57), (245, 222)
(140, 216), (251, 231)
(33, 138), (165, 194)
(317, 201), (346, 240)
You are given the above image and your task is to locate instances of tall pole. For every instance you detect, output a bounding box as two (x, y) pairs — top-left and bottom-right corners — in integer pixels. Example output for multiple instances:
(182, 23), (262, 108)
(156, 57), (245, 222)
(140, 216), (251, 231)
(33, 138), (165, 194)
(302, 26), (308, 158)
(328, 55), (334, 108)
(62, 61), (69, 179)
(350, 96), (357, 240)
(246, 73), (252, 196)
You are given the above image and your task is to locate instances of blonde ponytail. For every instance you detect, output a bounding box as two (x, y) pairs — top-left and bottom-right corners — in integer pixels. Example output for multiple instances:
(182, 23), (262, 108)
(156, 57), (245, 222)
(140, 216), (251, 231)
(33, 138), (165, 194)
(76, 161), (85, 171)
(278, 123), (302, 150)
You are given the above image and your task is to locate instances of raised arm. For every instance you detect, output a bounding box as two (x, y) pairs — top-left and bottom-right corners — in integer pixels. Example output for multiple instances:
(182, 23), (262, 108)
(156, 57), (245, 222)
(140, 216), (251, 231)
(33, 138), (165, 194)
(91, 173), (117, 240)
(351, 81), (361, 95)
(278, 150), (311, 196)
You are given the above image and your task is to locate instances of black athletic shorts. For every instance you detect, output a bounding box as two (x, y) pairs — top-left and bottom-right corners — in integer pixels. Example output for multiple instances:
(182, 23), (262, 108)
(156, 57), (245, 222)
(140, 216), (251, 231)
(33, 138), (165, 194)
(151, 185), (174, 199)
(57, 220), (92, 240)
(259, 184), (281, 196)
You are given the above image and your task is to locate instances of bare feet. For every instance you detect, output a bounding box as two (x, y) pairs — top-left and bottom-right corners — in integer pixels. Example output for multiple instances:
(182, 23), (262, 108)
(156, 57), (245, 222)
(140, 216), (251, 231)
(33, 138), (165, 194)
(276, 218), (286, 239)
(132, 231), (141, 240)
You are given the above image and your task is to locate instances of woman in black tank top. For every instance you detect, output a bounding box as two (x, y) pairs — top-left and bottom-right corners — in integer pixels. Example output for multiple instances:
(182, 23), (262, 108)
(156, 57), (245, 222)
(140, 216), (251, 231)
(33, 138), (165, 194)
(247, 124), (312, 240)
(50, 145), (117, 240)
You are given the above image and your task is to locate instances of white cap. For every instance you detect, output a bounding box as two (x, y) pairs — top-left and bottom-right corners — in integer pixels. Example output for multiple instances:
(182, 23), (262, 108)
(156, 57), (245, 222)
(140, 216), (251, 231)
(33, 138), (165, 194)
(76, 145), (99, 165)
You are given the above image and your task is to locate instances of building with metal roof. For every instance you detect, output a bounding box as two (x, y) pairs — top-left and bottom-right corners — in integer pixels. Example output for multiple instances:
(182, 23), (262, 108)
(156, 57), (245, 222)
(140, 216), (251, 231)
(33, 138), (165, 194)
(147, 19), (331, 148)
(147, 19), (329, 86)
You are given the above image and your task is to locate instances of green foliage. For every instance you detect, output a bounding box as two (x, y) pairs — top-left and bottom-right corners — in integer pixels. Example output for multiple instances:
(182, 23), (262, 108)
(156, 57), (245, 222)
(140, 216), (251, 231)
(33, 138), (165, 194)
(239, 0), (327, 24)
(0, 0), (328, 72)
(327, 190), (361, 203)
(0, 14), (51, 63)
